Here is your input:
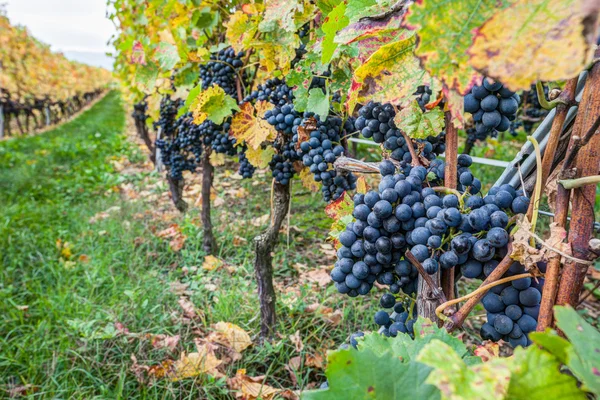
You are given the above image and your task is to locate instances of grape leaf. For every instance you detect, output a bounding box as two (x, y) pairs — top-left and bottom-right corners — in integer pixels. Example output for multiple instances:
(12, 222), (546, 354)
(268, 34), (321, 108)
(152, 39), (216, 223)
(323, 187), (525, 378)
(344, 0), (396, 24)
(191, 85), (239, 125)
(177, 84), (202, 118)
(210, 152), (226, 167)
(356, 176), (369, 194)
(418, 340), (511, 399)
(225, 11), (259, 54)
(468, 0), (593, 91)
(131, 41), (146, 65)
(442, 87), (465, 129)
(231, 101), (277, 150)
(155, 42), (180, 70)
(347, 34), (440, 113)
(324, 191), (353, 220)
(307, 88), (330, 121)
(551, 306), (600, 395)
(252, 31), (300, 75)
(259, 0), (312, 33)
(321, 2), (349, 64)
(299, 167), (321, 192)
(245, 146), (276, 169)
(303, 347), (439, 400)
(135, 62), (159, 92)
(394, 101), (444, 140)
(335, 14), (410, 63)
(316, 0), (342, 15)
(506, 346), (586, 400)
(404, 0), (514, 95)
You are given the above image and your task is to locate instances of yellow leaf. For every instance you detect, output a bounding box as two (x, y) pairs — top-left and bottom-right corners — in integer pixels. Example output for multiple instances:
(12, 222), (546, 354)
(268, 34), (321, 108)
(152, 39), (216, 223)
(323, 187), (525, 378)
(245, 146), (275, 168)
(202, 255), (223, 271)
(158, 29), (176, 45)
(191, 85), (239, 125)
(231, 101), (277, 149)
(356, 175), (369, 194)
(225, 11), (259, 54)
(212, 322), (253, 352)
(227, 369), (281, 400)
(171, 345), (222, 381)
(61, 244), (72, 260)
(299, 167), (320, 193)
(210, 152), (226, 166)
(469, 0), (593, 91)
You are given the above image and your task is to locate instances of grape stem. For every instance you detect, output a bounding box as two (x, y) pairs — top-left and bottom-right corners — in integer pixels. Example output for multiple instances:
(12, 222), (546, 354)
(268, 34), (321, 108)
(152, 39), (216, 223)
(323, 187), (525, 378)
(535, 81), (569, 110)
(431, 186), (461, 198)
(558, 175), (600, 189)
(435, 272), (536, 321)
(399, 129), (422, 167)
(527, 135), (543, 247)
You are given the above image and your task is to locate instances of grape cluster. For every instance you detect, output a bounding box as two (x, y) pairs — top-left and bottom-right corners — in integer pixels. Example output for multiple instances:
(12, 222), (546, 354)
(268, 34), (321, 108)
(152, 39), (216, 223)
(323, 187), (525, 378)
(156, 113), (237, 180)
(294, 114), (357, 202)
(464, 78), (520, 138)
(132, 101), (148, 122)
(155, 96), (182, 139)
(264, 104), (302, 185)
(414, 85), (432, 111)
(237, 146), (256, 179)
(199, 47), (246, 97)
(242, 78), (293, 107)
(355, 101), (445, 166)
(480, 262), (545, 347)
(374, 294), (417, 337)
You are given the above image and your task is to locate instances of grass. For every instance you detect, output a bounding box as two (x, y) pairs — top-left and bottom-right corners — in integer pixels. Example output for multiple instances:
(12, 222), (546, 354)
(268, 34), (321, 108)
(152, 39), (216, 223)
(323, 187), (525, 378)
(0, 91), (372, 399)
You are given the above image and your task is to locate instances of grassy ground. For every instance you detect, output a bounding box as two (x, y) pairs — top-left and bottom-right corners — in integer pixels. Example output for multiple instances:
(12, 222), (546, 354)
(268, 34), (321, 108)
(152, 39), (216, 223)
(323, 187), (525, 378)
(0, 92), (373, 399)
(1, 91), (597, 399)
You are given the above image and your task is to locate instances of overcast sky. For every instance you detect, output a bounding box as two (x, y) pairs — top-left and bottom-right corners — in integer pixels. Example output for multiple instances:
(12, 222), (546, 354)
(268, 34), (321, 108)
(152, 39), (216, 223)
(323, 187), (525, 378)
(4, 0), (116, 70)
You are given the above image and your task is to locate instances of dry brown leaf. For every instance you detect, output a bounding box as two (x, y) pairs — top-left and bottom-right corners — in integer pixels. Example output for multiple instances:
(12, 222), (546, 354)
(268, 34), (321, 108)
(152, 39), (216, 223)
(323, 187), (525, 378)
(289, 330), (304, 352)
(169, 235), (186, 252)
(151, 334), (181, 352)
(157, 224), (181, 238)
(114, 322), (130, 335)
(170, 281), (190, 295)
(6, 384), (38, 398)
(511, 216), (572, 270)
(288, 355), (302, 370)
(89, 206), (121, 223)
(252, 214), (270, 227)
(279, 389), (300, 400)
(227, 369), (281, 400)
(203, 255), (224, 271)
(322, 309), (343, 326)
(303, 268), (331, 287)
(233, 235), (247, 246)
(209, 322), (253, 353)
(178, 297), (199, 320)
(305, 353), (325, 370)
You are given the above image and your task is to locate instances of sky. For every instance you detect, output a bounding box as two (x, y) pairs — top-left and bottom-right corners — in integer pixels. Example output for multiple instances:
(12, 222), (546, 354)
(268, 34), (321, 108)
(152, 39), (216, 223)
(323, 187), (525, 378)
(4, 0), (117, 70)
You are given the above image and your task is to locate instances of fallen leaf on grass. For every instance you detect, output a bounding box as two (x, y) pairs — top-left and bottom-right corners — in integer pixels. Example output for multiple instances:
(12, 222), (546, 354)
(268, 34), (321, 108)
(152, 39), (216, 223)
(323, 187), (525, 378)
(227, 369), (281, 400)
(171, 344), (222, 381)
(156, 224), (187, 252)
(289, 330), (304, 352)
(170, 281), (190, 295)
(169, 235), (186, 252)
(252, 214), (270, 227)
(208, 322), (252, 353)
(151, 334), (181, 352)
(78, 254), (90, 263)
(178, 297), (200, 320)
(305, 353), (325, 370)
(233, 236), (247, 246)
(203, 255), (224, 271)
(89, 206), (121, 223)
(6, 384), (38, 398)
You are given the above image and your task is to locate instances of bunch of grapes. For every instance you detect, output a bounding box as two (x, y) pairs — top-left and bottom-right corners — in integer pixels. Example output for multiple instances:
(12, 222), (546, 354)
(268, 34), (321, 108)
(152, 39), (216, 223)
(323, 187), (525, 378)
(242, 78), (293, 107)
(199, 47), (246, 97)
(293, 113), (357, 201)
(464, 78), (520, 139)
(374, 294), (417, 337)
(237, 146), (256, 179)
(355, 101), (445, 167)
(414, 85), (432, 111)
(522, 84), (549, 133)
(155, 96), (182, 139)
(480, 261), (545, 347)
(131, 101), (148, 123)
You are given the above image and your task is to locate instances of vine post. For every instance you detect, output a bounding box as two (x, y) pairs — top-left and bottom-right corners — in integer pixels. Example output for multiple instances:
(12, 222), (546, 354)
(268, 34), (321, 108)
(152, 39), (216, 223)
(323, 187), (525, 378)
(201, 148), (217, 254)
(253, 181), (291, 339)
(440, 110), (458, 305)
(555, 47), (600, 308)
(534, 77), (578, 331)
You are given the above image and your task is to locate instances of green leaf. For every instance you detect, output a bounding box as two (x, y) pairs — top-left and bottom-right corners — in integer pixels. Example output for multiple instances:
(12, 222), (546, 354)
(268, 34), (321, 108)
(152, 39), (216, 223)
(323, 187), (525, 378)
(177, 84), (202, 118)
(507, 346), (586, 400)
(321, 2), (349, 64)
(191, 85), (239, 125)
(306, 88), (330, 121)
(552, 306), (600, 395)
(344, 0), (395, 24)
(418, 340), (511, 399)
(316, 0), (342, 14)
(394, 101), (445, 139)
(303, 346), (439, 399)
(292, 86), (309, 112)
(154, 42), (180, 71)
(135, 62), (159, 92)
(405, 0), (514, 94)
(529, 330), (571, 365)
